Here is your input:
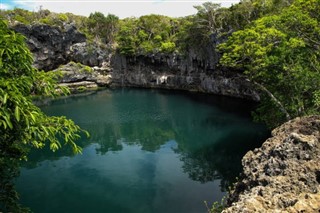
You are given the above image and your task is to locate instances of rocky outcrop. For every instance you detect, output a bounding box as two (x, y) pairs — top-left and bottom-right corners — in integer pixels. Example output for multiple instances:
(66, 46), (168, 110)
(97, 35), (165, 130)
(52, 61), (111, 91)
(223, 115), (320, 212)
(69, 42), (111, 67)
(13, 23), (86, 71)
(12, 23), (110, 71)
(111, 54), (260, 101)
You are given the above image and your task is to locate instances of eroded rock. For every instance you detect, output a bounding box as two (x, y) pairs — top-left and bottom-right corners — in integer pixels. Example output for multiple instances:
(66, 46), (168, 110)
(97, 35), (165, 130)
(52, 61), (112, 91)
(13, 23), (86, 71)
(111, 54), (260, 101)
(69, 42), (110, 67)
(223, 115), (320, 212)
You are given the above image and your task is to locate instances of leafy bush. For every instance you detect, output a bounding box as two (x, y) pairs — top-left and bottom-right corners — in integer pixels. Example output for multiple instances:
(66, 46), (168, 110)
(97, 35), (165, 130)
(160, 42), (176, 53)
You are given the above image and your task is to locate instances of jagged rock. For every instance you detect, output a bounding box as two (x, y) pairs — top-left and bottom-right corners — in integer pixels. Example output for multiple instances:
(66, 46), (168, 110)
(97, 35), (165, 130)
(223, 115), (320, 212)
(69, 42), (109, 67)
(13, 23), (86, 71)
(111, 54), (260, 101)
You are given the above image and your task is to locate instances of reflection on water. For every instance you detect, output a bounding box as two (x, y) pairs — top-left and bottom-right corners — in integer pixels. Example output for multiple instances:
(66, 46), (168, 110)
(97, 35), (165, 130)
(16, 88), (269, 213)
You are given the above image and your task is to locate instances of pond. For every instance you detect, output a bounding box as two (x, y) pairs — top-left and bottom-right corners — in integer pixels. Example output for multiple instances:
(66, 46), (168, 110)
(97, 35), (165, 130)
(16, 88), (269, 213)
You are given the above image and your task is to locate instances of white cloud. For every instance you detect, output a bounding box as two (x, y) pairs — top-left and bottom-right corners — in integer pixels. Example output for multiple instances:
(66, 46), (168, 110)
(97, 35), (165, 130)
(5, 0), (241, 18)
(0, 3), (11, 10)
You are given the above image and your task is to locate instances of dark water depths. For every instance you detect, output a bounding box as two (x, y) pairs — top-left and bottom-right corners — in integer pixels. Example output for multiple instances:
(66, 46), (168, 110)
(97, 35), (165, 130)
(16, 88), (269, 213)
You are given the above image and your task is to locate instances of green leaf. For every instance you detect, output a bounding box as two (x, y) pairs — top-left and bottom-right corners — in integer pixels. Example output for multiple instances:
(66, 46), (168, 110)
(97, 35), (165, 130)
(3, 93), (8, 104)
(1, 119), (7, 129)
(50, 142), (59, 152)
(14, 106), (20, 121)
(30, 112), (36, 122)
(4, 116), (13, 129)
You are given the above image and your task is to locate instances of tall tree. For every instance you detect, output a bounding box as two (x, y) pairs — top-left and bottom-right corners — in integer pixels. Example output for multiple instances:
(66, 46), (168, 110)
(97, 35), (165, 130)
(105, 14), (119, 44)
(87, 12), (119, 44)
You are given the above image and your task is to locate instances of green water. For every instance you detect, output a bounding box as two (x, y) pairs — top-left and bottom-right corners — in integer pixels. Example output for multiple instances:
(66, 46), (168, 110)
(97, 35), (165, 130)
(16, 88), (269, 213)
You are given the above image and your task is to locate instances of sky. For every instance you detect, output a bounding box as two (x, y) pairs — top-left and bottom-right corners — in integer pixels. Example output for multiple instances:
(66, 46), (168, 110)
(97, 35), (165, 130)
(0, 0), (241, 18)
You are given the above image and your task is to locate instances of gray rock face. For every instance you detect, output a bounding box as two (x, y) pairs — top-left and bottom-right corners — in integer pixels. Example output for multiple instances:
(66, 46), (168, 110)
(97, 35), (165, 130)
(223, 115), (320, 212)
(69, 42), (110, 67)
(111, 54), (260, 101)
(13, 23), (86, 71)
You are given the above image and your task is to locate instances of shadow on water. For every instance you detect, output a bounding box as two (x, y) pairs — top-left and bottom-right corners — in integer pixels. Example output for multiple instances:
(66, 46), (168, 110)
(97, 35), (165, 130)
(11, 88), (270, 213)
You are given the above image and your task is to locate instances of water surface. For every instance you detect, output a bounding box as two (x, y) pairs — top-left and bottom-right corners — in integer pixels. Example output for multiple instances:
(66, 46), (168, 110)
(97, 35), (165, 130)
(16, 88), (269, 213)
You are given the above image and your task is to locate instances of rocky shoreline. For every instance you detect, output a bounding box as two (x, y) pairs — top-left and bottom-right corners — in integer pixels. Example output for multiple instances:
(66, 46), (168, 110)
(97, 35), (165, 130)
(223, 115), (320, 212)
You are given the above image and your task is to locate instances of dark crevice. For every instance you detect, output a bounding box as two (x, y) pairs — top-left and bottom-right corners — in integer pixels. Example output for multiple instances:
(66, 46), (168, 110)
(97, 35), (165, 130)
(315, 171), (320, 184)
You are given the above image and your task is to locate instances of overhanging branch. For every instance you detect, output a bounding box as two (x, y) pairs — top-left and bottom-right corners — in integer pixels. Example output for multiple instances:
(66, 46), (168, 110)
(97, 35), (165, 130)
(249, 79), (291, 121)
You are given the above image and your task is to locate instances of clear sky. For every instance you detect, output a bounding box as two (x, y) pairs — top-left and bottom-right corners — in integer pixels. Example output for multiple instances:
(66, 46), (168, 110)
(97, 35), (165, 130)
(0, 0), (240, 18)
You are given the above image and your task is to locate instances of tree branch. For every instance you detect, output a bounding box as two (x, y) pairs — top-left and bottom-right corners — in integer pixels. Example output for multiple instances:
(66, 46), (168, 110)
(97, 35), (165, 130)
(250, 80), (291, 121)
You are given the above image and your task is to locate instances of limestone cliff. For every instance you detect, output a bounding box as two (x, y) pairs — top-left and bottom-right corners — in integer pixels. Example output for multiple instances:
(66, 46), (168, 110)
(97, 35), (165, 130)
(12, 23), (259, 100)
(111, 53), (260, 101)
(223, 115), (320, 212)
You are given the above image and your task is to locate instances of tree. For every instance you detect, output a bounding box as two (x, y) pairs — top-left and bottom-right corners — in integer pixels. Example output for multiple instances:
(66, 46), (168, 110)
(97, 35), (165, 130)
(0, 20), (86, 212)
(87, 12), (107, 42)
(193, 2), (224, 35)
(116, 18), (138, 55)
(87, 12), (119, 44)
(115, 15), (180, 55)
(105, 14), (119, 44)
(219, 0), (320, 127)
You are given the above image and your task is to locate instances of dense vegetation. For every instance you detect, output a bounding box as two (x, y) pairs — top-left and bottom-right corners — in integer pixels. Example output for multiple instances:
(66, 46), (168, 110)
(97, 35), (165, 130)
(0, 20), (87, 212)
(219, 0), (320, 127)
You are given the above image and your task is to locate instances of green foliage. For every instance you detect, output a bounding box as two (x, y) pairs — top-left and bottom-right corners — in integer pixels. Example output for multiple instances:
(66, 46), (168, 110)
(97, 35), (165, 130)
(0, 20), (85, 151)
(0, 20), (87, 211)
(219, 0), (320, 127)
(204, 199), (225, 213)
(87, 12), (119, 44)
(116, 18), (138, 55)
(0, 8), (37, 25)
(115, 15), (179, 55)
(70, 61), (93, 73)
(0, 8), (90, 39)
(38, 13), (69, 27)
(176, 0), (295, 57)
(58, 13), (68, 22)
(77, 86), (87, 92)
(160, 41), (176, 53)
